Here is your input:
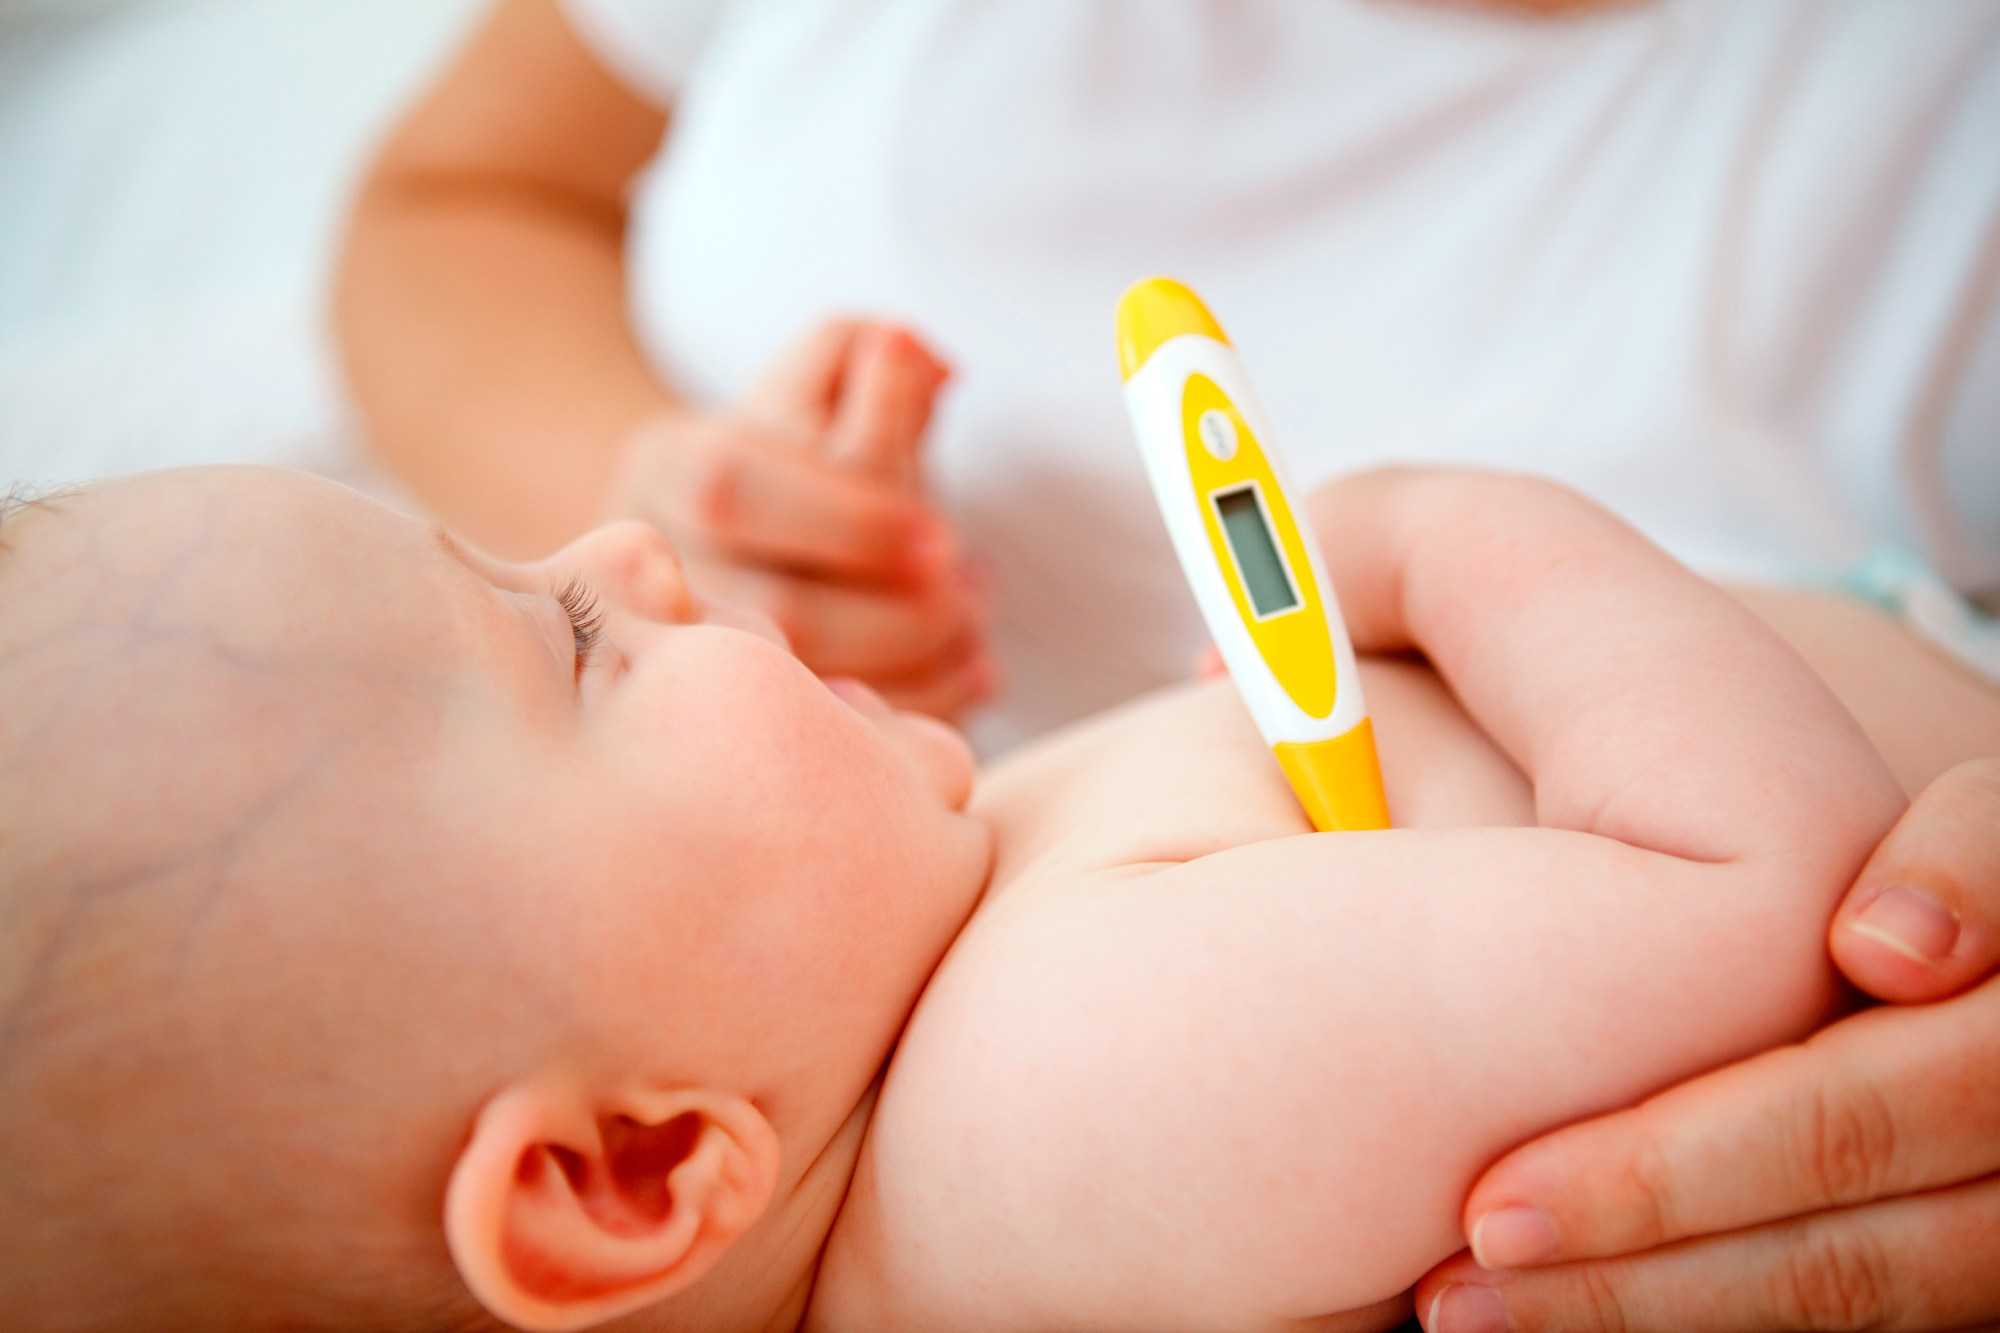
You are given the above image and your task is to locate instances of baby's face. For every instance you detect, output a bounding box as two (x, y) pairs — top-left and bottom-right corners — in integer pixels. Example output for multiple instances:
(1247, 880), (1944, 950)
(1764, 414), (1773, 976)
(0, 468), (991, 1231)
(340, 471), (994, 1102)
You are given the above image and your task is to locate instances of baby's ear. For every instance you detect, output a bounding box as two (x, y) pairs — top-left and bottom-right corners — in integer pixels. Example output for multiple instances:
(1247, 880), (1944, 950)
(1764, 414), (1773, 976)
(443, 1077), (781, 1332)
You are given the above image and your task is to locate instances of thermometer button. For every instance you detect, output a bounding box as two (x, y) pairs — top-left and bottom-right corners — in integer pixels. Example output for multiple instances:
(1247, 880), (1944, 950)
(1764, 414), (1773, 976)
(1197, 408), (1238, 460)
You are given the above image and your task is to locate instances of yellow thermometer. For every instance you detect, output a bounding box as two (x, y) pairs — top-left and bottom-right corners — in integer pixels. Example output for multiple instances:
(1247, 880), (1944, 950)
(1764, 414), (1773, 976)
(1116, 276), (1389, 831)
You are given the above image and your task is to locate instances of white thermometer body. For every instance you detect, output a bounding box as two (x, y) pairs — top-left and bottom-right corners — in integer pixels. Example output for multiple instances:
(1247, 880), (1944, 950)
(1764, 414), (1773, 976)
(1117, 277), (1389, 831)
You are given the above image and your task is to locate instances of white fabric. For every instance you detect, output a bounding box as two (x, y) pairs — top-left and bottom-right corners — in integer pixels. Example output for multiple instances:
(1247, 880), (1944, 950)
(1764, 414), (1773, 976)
(570, 0), (2000, 752)
(0, 0), (481, 499)
(559, 0), (721, 104)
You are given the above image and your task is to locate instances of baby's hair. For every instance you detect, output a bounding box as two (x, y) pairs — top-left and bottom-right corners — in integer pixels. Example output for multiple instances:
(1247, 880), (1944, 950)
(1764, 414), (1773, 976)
(0, 485), (27, 551)
(0, 483), (66, 559)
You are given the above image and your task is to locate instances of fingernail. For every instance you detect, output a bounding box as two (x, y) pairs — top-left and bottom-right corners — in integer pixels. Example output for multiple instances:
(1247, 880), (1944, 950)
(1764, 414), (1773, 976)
(1848, 885), (1959, 965)
(1470, 1206), (1557, 1269)
(1427, 1283), (1507, 1333)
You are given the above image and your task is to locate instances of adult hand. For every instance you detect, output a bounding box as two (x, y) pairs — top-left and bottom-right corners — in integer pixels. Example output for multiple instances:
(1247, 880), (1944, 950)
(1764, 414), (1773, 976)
(606, 318), (993, 719)
(1418, 757), (2000, 1333)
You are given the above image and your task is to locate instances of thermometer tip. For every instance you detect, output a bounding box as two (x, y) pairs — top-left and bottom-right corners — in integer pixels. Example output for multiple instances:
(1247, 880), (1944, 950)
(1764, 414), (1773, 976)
(1116, 276), (1231, 382)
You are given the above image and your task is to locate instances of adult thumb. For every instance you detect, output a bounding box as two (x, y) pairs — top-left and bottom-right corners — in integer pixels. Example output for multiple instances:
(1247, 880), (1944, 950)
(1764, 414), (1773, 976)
(1830, 756), (2000, 1003)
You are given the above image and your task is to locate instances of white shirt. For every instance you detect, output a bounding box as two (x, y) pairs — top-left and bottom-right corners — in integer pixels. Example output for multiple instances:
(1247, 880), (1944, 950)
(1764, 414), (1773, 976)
(564, 0), (2000, 751)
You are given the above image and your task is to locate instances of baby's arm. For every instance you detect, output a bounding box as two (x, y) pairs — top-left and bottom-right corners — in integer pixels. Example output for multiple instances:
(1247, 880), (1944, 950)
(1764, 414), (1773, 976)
(1728, 582), (2000, 795)
(853, 472), (1906, 1329)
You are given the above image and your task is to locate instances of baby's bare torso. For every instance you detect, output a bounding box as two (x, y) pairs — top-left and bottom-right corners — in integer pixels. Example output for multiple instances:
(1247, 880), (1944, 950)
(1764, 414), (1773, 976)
(810, 660), (1536, 1331)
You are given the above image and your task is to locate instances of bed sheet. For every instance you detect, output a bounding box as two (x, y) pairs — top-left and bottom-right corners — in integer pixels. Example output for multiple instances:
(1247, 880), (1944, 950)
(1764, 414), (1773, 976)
(0, 0), (479, 497)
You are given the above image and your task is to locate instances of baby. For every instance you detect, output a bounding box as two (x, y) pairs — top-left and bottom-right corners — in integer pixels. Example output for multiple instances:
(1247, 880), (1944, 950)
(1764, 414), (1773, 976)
(0, 465), (1904, 1331)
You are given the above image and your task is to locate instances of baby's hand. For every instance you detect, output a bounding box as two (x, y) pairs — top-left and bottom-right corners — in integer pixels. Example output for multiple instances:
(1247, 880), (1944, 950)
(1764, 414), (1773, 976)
(1309, 467), (1903, 866)
(605, 318), (992, 719)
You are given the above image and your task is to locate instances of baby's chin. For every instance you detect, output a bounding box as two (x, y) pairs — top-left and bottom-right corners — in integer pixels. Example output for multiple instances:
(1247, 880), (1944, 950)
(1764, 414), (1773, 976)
(824, 678), (976, 812)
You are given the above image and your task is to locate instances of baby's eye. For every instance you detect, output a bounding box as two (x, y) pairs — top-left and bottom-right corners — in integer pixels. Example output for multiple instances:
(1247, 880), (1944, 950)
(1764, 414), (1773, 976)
(554, 576), (605, 680)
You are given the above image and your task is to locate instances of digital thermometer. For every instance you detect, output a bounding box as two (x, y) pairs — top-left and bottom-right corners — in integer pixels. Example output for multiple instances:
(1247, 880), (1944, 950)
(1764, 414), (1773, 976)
(1116, 276), (1389, 831)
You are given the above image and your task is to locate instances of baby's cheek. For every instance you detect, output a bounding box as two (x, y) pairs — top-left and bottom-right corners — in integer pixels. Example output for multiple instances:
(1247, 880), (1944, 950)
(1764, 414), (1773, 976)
(885, 711), (976, 811)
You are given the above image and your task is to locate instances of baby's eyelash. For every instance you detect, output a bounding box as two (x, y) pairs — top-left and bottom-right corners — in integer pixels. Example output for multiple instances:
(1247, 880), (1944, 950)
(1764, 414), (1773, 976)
(554, 576), (605, 678)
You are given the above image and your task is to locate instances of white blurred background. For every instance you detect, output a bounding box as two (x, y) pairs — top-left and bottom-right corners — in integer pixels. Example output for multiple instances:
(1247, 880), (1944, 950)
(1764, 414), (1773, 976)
(0, 0), (481, 493)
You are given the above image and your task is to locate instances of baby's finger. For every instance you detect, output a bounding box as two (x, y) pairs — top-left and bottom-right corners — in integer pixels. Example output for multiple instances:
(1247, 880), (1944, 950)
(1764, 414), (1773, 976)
(699, 564), (981, 680)
(827, 324), (951, 481)
(1456, 977), (2000, 1271)
(1419, 1173), (2000, 1333)
(1832, 757), (2000, 1003)
(658, 419), (946, 582)
(1304, 468), (1902, 865)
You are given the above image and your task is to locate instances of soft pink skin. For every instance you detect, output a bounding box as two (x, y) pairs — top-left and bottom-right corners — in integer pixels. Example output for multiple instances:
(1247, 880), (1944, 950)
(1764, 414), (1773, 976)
(0, 466), (989, 1330)
(604, 318), (995, 721)
(807, 470), (1913, 1331)
(0, 465), (1978, 1332)
(1417, 757), (2000, 1333)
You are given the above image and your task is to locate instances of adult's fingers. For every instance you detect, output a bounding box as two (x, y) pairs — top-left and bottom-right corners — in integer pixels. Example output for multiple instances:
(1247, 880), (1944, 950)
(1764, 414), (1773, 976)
(687, 559), (984, 679)
(743, 316), (868, 429)
(1831, 757), (2000, 1003)
(1453, 977), (2000, 1271)
(870, 629), (996, 721)
(641, 416), (950, 582)
(1304, 468), (1901, 864)
(1419, 1173), (2000, 1333)
(826, 323), (951, 480)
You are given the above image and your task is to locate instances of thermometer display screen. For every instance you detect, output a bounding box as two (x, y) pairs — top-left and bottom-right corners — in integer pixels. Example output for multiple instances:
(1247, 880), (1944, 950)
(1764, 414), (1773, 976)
(1214, 485), (1300, 617)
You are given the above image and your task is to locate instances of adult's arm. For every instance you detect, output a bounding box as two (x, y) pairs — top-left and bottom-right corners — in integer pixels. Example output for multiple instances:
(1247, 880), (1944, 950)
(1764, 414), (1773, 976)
(334, 0), (675, 556)
(334, 2), (990, 712)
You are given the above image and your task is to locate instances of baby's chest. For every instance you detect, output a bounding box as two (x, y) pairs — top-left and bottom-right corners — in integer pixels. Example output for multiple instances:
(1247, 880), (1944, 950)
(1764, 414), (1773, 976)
(971, 661), (1532, 895)
(972, 678), (1312, 887)
(821, 668), (1531, 1329)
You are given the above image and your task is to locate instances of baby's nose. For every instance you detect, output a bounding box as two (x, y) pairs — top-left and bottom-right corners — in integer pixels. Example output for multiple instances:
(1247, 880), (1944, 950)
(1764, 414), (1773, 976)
(565, 519), (695, 624)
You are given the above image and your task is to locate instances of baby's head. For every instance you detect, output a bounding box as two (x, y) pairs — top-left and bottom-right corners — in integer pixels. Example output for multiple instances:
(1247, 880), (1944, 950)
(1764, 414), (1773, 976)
(0, 468), (990, 1331)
